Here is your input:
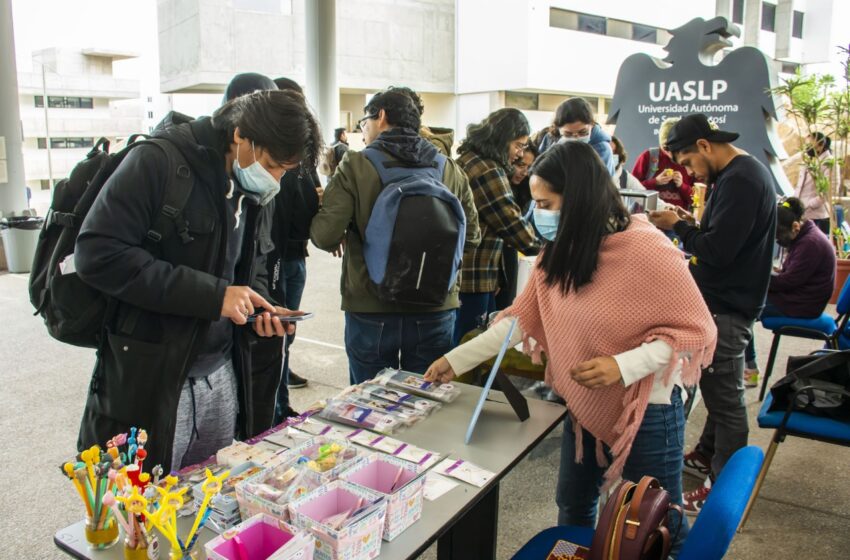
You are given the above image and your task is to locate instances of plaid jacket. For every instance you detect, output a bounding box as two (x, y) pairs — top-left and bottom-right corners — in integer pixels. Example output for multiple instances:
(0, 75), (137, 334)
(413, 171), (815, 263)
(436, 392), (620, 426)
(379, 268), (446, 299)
(457, 151), (540, 292)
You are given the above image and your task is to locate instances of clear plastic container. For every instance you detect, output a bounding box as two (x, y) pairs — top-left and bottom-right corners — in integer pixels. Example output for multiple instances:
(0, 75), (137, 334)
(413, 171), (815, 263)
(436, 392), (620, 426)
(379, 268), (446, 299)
(373, 369), (461, 403)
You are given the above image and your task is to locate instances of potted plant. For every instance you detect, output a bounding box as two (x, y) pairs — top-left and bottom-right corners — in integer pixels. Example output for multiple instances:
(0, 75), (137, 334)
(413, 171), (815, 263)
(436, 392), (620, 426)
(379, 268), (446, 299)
(771, 44), (850, 302)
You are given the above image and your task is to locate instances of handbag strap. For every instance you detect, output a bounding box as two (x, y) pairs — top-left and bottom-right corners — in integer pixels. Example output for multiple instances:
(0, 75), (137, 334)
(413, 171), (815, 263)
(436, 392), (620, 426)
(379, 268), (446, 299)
(624, 476), (662, 539)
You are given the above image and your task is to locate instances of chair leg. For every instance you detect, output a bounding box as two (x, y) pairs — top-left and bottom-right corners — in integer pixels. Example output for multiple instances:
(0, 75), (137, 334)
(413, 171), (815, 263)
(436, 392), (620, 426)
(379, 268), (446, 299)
(738, 434), (780, 532)
(759, 333), (781, 402)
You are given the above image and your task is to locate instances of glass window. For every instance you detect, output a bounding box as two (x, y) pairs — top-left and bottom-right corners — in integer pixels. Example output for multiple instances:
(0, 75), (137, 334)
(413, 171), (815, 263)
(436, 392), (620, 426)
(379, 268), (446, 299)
(48, 96), (64, 108)
(792, 11), (804, 38)
(632, 23), (657, 43)
(37, 138), (46, 149)
(578, 13), (607, 35)
(147, 111), (154, 119)
(732, 0), (745, 24)
(781, 62), (801, 74)
(66, 97), (81, 109)
(34, 95), (44, 108)
(549, 8), (578, 30)
(40, 179), (51, 190)
(50, 138), (67, 149)
(80, 97), (93, 109)
(761, 2), (776, 32)
(505, 91), (539, 111)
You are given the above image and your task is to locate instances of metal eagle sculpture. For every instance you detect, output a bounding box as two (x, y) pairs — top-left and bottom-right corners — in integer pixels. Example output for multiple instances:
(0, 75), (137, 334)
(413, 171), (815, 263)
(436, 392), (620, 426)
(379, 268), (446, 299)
(608, 16), (789, 193)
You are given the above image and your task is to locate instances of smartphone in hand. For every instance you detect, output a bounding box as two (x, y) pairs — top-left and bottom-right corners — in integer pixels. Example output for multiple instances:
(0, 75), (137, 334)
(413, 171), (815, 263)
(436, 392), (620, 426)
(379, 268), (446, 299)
(246, 311), (314, 323)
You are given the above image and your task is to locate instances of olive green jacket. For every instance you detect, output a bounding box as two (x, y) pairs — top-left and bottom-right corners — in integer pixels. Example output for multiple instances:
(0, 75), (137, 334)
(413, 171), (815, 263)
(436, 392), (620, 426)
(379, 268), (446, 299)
(311, 148), (481, 313)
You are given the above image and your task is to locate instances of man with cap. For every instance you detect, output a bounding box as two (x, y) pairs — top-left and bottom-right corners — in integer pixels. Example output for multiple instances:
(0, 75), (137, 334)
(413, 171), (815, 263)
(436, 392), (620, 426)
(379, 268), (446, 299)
(649, 113), (776, 516)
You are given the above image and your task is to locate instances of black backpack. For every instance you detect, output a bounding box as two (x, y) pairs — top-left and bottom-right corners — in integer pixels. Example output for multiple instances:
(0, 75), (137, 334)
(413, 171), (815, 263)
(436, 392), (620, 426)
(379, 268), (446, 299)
(361, 147), (466, 306)
(769, 351), (850, 420)
(29, 135), (195, 348)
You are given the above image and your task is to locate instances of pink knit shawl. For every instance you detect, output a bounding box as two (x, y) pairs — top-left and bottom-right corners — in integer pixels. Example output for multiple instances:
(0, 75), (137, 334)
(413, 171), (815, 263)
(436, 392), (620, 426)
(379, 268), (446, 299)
(502, 215), (717, 486)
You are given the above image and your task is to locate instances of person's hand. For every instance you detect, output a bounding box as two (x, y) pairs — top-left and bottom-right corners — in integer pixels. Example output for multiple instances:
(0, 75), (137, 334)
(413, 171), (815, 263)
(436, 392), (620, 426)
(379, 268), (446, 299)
(222, 286), (274, 325)
(648, 210), (681, 231)
(424, 357), (455, 384)
(253, 306), (301, 337)
(332, 240), (345, 258)
(570, 356), (622, 389)
(672, 171), (684, 187)
(675, 206), (697, 226)
(315, 186), (324, 205)
(655, 170), (673, 185)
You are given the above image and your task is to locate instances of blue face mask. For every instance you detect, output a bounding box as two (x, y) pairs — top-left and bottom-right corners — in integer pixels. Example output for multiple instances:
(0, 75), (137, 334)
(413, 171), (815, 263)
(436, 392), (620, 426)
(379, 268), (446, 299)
(533, 208), (561, 241)
(232, 141), (281, 206)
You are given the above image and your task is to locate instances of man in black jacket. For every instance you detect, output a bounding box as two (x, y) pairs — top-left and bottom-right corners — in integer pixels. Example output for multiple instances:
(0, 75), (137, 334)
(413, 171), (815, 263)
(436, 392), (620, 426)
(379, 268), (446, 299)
(649, 114), (777, 515)
(75, 90), (322, 471)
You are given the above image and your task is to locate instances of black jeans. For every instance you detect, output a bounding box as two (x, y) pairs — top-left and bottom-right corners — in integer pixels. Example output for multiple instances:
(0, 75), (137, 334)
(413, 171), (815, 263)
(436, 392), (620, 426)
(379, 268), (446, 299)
(696, 312), (753, 479)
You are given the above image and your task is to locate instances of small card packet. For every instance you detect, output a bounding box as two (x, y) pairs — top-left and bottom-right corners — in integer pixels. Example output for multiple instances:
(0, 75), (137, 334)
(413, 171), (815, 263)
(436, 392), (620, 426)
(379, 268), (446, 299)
(433, 458), (494, 488)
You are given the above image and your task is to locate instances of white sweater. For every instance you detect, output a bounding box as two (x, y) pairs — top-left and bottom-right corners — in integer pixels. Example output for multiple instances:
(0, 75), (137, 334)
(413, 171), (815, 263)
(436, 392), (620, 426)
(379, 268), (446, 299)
(445, 318), (683, 405)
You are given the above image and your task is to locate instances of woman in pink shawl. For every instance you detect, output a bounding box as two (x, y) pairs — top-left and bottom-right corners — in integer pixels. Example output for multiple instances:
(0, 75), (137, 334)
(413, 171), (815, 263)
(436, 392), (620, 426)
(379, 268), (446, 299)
(425, 142), (716, 557)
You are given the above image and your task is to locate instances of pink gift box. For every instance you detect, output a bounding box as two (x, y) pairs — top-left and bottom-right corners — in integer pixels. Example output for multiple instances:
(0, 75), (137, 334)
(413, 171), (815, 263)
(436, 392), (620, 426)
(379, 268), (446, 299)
(205, 513), (314, 560)
(288, 481), (387, 560)
(339, 454), (425, 541)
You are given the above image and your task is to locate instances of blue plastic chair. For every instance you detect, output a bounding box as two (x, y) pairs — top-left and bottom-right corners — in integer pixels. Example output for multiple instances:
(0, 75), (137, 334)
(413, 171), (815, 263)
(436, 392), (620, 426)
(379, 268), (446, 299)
(740, 381), (850, 529)
(511, 446), (764, 560)
(757, 275), (850, 401)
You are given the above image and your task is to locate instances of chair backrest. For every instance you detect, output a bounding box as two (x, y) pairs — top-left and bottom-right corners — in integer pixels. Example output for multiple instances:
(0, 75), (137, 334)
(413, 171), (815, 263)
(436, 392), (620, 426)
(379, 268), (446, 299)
(835, 273), (850, 317)
(678, 446), (764, 560)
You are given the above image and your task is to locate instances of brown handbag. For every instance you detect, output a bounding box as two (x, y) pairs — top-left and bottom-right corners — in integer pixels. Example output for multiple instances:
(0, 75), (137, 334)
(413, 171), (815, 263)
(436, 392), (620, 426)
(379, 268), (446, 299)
(589, 476), (683, 560)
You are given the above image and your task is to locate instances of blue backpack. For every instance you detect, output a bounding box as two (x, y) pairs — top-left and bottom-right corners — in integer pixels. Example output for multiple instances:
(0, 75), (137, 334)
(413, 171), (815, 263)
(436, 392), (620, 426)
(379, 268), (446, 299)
(362, 147), (466, 306)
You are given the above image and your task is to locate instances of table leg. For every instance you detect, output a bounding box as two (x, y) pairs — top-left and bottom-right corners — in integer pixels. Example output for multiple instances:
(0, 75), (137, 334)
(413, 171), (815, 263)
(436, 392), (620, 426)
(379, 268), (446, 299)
(437, 482), (500, 560)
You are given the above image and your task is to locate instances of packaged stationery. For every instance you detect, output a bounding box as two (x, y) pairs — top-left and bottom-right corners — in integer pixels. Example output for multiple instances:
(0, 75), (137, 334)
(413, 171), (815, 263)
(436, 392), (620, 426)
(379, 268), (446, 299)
(339, 394), (427, 427)
(318, 399), (403, 434)
(433, 458), (495, 488)
(373, 369), (461, 403)
(289, 416), (355, 439)
(235, 456), (324, 522)
(354, 384), (441, 414)
(339, 454), (425, 541)
(205, 514), (315, 560)
(345, 430), (442, 470)
(194, 462), (265, 533)
(288, 480), (387, 560)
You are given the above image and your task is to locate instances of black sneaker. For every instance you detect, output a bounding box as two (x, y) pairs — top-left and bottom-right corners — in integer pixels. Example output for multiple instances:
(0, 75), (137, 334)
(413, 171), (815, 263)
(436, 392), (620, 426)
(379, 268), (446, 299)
(287, 371), (308, 389)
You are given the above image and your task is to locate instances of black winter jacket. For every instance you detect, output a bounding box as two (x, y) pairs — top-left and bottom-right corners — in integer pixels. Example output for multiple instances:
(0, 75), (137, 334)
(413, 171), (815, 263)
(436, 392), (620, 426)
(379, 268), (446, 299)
(75, 115), (277, 469)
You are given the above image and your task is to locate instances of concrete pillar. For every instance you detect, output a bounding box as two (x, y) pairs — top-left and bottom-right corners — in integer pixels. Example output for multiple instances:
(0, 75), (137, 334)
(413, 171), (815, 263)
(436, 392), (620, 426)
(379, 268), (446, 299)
(774, 0), (794, 60)
(305, 0), (339, 146)
(0, 0), (28, 216)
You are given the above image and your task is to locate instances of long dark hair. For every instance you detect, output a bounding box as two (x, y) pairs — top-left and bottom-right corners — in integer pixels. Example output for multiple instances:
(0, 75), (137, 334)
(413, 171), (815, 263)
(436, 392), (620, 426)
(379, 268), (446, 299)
(547, 97), (596, 138)
(458, 108), (530, 169)
(533, 142), (629, 294)
(212, 89), (322, 170)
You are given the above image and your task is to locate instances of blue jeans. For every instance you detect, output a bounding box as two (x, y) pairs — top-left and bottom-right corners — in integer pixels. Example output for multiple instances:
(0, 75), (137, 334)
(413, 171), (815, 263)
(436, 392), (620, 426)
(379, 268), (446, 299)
(274, 258), (307, 423)
(744, 302), (784, 366)
(453, 292), (496, 347)
(557, 387), (689, 558)
(344, 310), (455, 384)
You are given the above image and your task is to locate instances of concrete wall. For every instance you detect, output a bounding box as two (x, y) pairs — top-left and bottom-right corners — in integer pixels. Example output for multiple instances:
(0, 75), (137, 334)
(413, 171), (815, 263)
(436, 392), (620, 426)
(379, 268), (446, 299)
(456, 0), (713, 96)
(157, 0), (455, 94)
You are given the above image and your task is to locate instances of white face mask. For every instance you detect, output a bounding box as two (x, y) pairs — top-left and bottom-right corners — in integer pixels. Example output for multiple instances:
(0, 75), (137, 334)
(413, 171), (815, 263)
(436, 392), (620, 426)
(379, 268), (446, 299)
(558, 134), (591, 144)
(232, 141), (280, 206)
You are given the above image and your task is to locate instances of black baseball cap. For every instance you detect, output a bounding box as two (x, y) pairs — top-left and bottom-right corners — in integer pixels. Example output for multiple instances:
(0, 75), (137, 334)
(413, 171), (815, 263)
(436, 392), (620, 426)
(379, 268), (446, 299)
(664, 114), (739, 153)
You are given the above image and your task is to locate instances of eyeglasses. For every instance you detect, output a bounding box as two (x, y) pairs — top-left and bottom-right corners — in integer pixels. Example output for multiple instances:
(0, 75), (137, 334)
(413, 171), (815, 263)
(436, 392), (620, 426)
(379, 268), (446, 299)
(358, 114), (377, 130)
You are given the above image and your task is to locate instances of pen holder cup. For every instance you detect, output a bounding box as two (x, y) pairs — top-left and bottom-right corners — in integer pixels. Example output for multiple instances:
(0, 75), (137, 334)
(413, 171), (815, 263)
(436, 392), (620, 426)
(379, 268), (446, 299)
(84, 513), (119, 549)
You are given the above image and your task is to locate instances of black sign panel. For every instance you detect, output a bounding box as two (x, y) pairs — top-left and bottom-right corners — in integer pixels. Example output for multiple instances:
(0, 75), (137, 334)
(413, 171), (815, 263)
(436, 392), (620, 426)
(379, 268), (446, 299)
(608, 16), (789, 193)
